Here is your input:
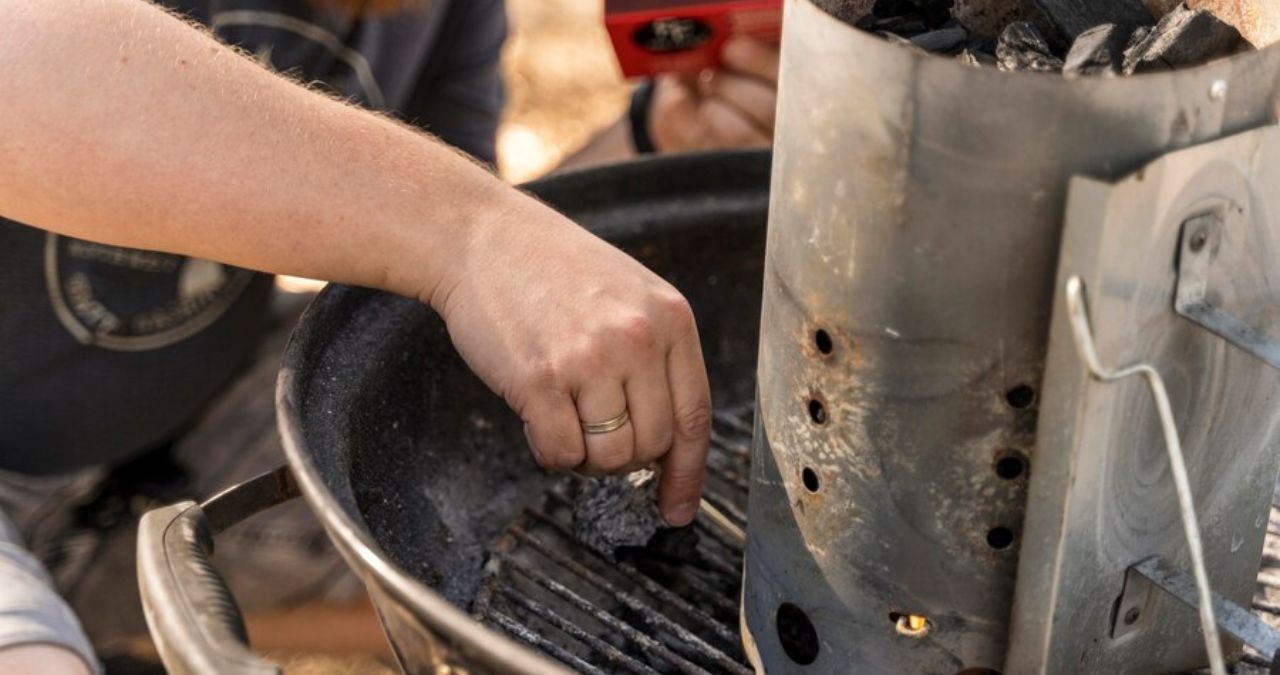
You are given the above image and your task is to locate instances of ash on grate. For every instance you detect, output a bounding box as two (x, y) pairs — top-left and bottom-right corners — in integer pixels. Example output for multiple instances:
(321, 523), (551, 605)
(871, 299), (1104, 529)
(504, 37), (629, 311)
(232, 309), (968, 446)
(858, 0), (1251, 76)
(573, 470), (700, 562)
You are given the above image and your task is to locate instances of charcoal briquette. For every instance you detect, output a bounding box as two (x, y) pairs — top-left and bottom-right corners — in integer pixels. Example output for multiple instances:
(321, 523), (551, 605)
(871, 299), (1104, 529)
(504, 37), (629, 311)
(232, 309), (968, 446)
(1121, 4), (1243, 74)
(1063, 23), (1126, 76)
(1030, 0), (1152, 41)
(911, 25), (969, 53)
(996, 21), (1065, 73)
(573, 471), (666, 561)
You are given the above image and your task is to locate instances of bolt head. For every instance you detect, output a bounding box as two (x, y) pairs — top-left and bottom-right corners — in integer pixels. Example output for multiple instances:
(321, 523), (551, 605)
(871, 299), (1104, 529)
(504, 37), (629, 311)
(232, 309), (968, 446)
(1123, 607), (1141, 626)
(1189, 230), (1208, 253)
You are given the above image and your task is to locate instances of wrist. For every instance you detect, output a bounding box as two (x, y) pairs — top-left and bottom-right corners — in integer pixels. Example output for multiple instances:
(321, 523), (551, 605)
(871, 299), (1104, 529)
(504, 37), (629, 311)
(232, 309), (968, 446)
(413, 182), (536, 316)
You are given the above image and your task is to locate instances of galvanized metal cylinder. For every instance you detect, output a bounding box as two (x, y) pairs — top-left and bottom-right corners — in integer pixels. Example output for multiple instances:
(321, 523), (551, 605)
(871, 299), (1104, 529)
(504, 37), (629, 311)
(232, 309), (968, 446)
(742, 2), (1280, 673)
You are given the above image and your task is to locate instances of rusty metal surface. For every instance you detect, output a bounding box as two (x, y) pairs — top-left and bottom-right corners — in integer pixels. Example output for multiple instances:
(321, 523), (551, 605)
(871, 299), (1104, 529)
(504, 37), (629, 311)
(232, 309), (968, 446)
(742, 1), (1280, 673)
(1007, 126), (1280, 675)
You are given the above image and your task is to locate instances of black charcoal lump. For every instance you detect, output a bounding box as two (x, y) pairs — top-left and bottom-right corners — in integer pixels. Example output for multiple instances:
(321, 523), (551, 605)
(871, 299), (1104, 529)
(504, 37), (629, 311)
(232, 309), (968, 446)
(1030, 0), (1152, 41)
(858, 0), (956, 32)
(1121, 4), (1245, 74)
(996, 22), (1064, 73)
(859, 0), (1253, 77)
(910, 24), (969, 53)
(1063, 23), (1126, 76)
(573, 470), (666, 561)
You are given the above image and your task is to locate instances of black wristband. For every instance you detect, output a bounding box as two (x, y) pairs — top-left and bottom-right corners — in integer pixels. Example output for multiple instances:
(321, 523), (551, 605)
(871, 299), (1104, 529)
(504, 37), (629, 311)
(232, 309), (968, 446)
(629, 80), (658, 154)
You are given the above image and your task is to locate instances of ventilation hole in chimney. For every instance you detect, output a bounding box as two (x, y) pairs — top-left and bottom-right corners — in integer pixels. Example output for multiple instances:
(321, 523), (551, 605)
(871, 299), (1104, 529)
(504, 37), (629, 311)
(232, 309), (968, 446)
(993, 450), (1028, 480)
(889, 611), (931, 637)
(814, 329), (834, 355)
(777, 603), (820, 665)
(807, 398), (827, 426)
(802, 467), (820, 493)
(1006, 384), (1036, 409)
(987, 527), (1015, 550)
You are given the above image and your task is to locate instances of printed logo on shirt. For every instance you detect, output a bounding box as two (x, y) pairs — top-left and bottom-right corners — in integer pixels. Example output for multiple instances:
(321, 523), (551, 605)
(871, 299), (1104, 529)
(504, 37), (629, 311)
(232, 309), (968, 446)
(42, 11), (391, 351)
(44, 234), (256, 351)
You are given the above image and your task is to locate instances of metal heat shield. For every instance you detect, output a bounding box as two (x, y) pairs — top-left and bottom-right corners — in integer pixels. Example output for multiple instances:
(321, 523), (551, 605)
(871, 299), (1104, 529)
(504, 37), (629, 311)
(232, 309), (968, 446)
(1007, 125), (1280, 674)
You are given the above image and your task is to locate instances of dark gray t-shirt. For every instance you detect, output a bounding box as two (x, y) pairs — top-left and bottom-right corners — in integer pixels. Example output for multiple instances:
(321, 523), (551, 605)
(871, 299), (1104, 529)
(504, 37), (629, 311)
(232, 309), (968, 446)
(0, 0), (506, 475)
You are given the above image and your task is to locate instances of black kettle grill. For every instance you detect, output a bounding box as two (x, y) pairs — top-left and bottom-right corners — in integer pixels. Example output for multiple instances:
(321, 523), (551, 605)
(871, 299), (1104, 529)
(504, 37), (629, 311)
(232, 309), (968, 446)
(136, 150), (771, 675)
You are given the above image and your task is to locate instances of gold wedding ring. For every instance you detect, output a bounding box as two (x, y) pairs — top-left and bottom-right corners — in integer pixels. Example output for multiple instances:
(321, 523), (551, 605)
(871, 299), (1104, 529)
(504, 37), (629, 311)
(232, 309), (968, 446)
(581, 409), (630, 434)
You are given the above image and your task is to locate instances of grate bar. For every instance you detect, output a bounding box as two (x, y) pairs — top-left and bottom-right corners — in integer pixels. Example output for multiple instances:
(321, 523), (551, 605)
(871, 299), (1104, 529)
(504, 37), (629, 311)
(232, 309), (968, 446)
(664, 563), (740, 617)
(712, 409), (754, 438)
(701, 494), (747, 530)
(510, 526), (750, 674)
(709, 430), (751, 459)
(499, 584), (666, 675)
(475, 406), (757, 674)
(502, 554), (719, 675)
(695, 517), (745, 555)
(484, 607), (610, 675)
(703, 462), (750, 495)
(523, 509), (741, 647)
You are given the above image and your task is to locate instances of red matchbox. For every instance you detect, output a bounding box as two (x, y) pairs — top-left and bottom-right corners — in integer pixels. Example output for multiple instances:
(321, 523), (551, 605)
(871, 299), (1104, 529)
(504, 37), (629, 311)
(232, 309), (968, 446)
(605, 0), (784, 77)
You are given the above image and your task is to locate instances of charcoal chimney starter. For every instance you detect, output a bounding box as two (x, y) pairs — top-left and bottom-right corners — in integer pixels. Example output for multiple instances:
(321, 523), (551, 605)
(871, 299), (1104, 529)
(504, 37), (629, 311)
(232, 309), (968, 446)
(743, 1), (1280, 673)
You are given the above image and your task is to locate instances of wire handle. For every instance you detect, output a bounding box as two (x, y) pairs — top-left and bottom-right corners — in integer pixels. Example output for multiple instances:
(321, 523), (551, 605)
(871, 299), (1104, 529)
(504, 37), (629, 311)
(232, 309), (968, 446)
(1064, 276), (1225, 675)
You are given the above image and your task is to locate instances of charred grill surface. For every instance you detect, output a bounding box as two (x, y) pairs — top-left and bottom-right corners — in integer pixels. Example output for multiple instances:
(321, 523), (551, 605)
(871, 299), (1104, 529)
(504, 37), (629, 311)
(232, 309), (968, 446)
(472, 405), (754, 675)
(1236, 492), (1280, 673)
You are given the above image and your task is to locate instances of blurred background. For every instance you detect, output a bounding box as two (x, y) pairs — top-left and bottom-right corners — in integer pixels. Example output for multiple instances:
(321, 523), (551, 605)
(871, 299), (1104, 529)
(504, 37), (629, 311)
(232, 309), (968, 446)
(498, 0), (632, 183)
(278, 0), (629, 294)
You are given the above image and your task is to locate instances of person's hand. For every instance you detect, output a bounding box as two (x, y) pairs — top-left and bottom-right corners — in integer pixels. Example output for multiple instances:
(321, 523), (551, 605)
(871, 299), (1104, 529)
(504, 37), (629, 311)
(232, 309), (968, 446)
(649, 37), (780, 152)
(429, 192), (713, 527)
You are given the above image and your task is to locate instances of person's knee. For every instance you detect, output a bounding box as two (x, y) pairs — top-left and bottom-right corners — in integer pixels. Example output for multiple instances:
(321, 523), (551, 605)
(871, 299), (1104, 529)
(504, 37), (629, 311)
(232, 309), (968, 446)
(0, 643), (94, 675)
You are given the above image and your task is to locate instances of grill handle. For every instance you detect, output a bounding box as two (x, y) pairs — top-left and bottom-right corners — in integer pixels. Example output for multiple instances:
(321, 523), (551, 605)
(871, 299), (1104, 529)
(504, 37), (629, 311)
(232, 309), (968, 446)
(137, 465), (301, 675)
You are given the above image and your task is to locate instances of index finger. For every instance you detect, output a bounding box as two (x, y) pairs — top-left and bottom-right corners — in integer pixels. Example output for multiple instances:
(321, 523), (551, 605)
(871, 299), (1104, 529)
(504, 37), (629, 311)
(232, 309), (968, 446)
(721, 37), (780, 85)
(658, 315), (712, 526)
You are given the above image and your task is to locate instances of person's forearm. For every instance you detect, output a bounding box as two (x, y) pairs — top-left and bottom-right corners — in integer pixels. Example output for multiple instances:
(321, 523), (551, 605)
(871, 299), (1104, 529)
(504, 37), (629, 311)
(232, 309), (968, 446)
(0, 0), (516, 305)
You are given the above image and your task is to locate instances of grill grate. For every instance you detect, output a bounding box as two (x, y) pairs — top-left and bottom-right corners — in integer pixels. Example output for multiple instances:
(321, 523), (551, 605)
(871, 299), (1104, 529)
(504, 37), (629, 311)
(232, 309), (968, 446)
(1234, 490), (1280, 673)
(472, 405), (755, 675)
(473, 405), (1280, 674)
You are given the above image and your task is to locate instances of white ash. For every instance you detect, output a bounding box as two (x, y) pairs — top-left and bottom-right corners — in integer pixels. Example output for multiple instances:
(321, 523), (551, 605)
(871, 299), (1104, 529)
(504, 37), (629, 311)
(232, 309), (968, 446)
(573, 470), (666, 561)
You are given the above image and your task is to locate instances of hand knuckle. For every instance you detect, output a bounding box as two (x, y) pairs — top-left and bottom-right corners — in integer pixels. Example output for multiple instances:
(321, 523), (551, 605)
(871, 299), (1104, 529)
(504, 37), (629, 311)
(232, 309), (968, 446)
(675, 399), (713, 439)
(593, 444), (633, 473)
(638, 434), (673, 463)
(615, 313), (657, 351)
(549, 446), (585, 471)
(526, 358), (566, 390)
(664, 466), (704, 494)
(660, 292), (695, 328)
(567, 338), (610, 372)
